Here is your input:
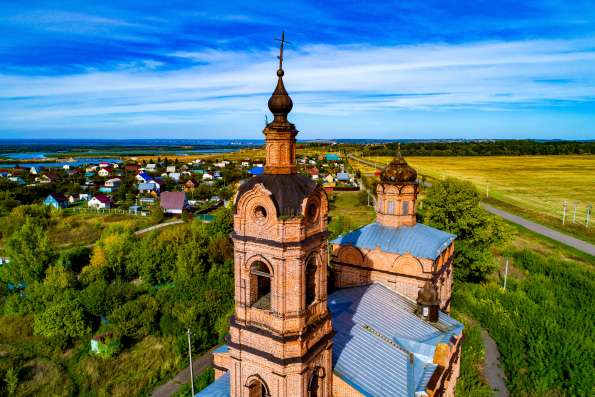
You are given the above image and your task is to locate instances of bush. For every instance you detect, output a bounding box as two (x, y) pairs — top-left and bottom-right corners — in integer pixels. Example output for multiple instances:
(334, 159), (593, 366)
(109, 295), (159, 340)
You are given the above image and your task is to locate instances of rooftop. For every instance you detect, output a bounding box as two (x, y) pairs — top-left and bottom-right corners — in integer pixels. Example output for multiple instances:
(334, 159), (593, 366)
(329, 283), (463, 397)
(331, 222), (455, 260)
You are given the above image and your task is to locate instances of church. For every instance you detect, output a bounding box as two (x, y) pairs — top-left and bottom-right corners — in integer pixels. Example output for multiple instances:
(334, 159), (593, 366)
(197, 35), (463, 397)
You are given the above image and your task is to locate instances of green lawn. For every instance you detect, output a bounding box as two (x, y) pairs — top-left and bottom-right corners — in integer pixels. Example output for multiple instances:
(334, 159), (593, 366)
(328, 191), (375, 238)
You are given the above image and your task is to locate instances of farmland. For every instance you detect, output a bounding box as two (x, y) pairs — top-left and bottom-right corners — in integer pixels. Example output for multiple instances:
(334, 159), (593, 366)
(350, 155), (595, 244)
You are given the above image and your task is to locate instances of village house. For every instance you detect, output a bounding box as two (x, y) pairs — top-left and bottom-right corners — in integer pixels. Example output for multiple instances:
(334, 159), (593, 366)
(138, 180), (160, 194)
(69, 193), (90, 204)
(100, 178), (121, 193)
(88, 194), (113, 209)
(8, 176), (26, 185)
(184, 178), (199, 191)
(168, 172), (181, 182)
(98, 162), (110, 168)
(98, 168), (111, 177)
(166, 165), (176, 173)
(145, 163), (157, 172)
(135, 172), (153, 182)
(29, 166), (40, 175)
(44, 193), (68, 209)
(202, 172), (214, 181)
(159, 191), (186, 214)
(125, 164), (140, 173)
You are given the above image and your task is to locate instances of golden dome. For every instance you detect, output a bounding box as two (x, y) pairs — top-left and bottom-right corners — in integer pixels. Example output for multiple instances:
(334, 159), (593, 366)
(380, 146), (417, 184)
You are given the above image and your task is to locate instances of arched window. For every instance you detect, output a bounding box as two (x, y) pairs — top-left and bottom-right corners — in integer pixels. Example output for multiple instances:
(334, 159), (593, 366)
(402, 201), (409, 215)
(247, 377), (269, 397)
(387, 200), (395, 214)
(305, 256), (317, 307)
(308, 368), (324, 397)
(250, 262), (271, 310)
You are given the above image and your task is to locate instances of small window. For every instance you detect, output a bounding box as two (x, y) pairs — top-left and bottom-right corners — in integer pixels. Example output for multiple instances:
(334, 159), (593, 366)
(306, 257), (317, 306)
(402, 201), (410, 215)
(250, 262), (271, 310)
(387, 200), (395, 214)
(254, 206), (267, 224)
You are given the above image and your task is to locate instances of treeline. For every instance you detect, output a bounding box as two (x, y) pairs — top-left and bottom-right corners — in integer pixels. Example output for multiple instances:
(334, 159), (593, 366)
(0, 205), (234, 395)
(355, 140), (595, 156)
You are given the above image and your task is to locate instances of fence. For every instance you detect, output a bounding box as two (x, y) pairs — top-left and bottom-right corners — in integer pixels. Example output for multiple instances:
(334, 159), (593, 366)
(66, 207), (149, 217)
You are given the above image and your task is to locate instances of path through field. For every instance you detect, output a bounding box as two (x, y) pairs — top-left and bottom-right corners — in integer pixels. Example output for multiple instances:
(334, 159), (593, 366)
(481, 329), (510, 397)
(481, 203), (595, 256)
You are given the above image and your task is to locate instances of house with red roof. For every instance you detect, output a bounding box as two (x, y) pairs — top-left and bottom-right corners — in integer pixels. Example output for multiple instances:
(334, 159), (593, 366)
(160, 191), (186, 215)
(88, 194), (113, 209)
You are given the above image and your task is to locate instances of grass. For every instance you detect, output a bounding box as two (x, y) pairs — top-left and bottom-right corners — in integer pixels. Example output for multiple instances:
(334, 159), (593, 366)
(452, 223), (595, 396)
(328, 191), (375, 238)
(47, 212), (156, 248)
(351, 155), (595, 244)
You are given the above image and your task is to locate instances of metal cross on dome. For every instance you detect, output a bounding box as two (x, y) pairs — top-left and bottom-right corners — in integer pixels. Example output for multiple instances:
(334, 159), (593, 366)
(275, 32), (291, 70)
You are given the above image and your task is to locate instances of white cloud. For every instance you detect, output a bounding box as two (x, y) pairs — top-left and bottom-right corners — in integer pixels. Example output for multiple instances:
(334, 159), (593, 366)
(1, 38), (594, 132)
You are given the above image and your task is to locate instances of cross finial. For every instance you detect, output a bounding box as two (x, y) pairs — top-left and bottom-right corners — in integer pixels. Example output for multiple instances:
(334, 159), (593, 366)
(275, 31), (290, 71)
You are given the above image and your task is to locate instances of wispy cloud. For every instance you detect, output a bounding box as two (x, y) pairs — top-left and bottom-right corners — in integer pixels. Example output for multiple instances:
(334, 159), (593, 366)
(0, 1), (594, 138)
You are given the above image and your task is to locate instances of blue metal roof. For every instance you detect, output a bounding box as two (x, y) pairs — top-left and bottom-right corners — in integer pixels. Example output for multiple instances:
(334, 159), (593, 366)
(331, 222), (456, 260)
(326, 153), (341, 161)
(329, 283), (463, 397)
(249, 166), (264, 175)
(195, 372), (230, 397)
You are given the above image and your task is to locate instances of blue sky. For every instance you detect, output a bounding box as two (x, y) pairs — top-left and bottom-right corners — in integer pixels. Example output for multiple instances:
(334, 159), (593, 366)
(0, 1), (594, 139)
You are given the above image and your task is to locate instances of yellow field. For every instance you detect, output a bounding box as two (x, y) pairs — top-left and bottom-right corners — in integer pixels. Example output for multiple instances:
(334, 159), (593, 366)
(351, 155), (595, 242)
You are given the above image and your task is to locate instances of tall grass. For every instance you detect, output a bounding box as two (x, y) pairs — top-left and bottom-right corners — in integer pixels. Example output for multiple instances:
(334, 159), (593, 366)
(453, 249), (595, 396)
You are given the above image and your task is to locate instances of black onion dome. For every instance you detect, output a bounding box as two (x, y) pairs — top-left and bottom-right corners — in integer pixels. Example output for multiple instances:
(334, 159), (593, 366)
(380, 151), (417, 183)
(417, 280), (439, 305)
(268, 69), (293, 117)
(236, 174), (317, 217)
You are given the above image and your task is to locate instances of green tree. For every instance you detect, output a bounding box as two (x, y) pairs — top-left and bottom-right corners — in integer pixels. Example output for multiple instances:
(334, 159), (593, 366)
(1, 219), (54, 285)
(423, 178), (510, 282)
(33, 298), (90, 339)
(109, 294), (159, 339)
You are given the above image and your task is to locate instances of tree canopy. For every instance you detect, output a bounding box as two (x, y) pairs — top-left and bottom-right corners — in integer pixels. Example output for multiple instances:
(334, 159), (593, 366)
(423, 178), (510, 281)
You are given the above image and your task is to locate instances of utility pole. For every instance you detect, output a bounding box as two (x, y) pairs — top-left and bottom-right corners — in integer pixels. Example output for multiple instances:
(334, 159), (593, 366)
(587, 204), (592, 228)
(572, 202), (577, 224)
(187, 328), (195, 396)
(503, 257), (509, 291)
(562, 201), (567, 225)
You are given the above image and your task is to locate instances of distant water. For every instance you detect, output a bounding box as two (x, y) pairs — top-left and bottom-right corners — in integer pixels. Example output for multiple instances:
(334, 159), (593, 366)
(3, 152), (47, 159)
(1, 158), (123, 168)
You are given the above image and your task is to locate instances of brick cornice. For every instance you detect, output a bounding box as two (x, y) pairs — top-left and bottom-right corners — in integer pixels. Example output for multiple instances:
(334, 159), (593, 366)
(231, 230), (329, 248)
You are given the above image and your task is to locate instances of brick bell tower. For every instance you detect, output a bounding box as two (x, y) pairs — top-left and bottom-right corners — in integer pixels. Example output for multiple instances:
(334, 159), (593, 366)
(228, 33), (333, 397)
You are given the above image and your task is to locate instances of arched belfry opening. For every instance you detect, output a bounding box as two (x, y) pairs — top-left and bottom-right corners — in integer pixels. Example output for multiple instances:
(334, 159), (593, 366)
(246, 376), (269, 397)
(308, 367), (324, 397)
(305, 255), (317, 307)
(250, 261), (272, 310)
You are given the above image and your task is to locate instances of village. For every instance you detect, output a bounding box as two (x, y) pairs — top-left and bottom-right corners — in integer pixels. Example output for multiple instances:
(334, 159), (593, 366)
(0, 151), (359, 219)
